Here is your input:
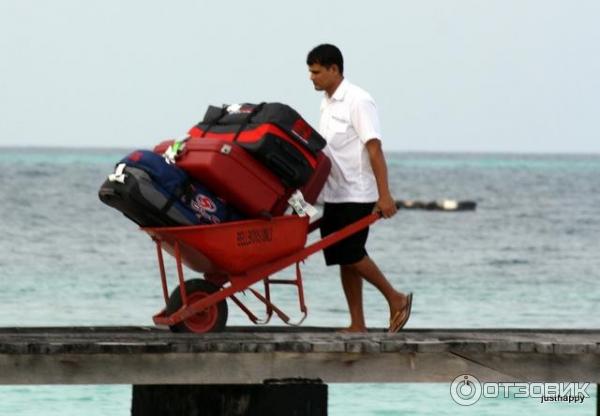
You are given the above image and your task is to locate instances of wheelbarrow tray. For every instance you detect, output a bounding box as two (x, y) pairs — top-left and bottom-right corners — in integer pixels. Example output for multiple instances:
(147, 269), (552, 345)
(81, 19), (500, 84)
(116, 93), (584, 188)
(143, 215), (309, 275)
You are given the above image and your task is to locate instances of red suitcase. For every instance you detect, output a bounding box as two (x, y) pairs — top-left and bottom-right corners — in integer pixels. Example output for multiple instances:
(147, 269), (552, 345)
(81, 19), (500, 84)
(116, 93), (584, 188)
(299, 152), (331, 205)
(154, 139), (287, 217)
(188, 103), (327, 188)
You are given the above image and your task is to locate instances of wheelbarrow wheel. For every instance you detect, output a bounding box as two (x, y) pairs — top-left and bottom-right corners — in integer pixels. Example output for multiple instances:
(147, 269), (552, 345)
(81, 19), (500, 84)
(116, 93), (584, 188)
(166, 279), (228, 333)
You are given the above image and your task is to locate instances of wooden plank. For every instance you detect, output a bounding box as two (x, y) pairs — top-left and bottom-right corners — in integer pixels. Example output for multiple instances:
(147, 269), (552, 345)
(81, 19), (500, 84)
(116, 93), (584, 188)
(0, 327), (598, 384)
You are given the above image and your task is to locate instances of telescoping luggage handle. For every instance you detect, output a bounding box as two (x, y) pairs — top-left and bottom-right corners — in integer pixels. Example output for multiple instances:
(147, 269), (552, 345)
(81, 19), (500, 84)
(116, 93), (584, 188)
(200, 102), (267, 142)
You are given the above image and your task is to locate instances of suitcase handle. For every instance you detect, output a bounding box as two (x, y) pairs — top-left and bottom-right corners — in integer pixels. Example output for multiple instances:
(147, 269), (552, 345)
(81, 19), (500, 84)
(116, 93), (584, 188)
(200, 102), (266, 139)
(199, 106), (228, 137)
(232, 102), (266, 142)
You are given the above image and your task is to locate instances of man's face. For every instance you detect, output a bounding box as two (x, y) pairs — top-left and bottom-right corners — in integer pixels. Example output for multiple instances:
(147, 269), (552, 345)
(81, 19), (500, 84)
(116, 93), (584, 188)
(308, 63), (339, 92)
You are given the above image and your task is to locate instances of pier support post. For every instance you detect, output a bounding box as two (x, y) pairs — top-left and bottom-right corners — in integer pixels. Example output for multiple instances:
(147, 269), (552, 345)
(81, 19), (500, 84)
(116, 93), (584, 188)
(131, 378), (327, 416)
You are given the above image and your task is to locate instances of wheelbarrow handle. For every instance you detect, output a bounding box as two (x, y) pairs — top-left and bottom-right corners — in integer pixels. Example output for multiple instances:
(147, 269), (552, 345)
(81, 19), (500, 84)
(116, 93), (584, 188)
(370, 201), (403, 218)
(309, 202), (395, 234)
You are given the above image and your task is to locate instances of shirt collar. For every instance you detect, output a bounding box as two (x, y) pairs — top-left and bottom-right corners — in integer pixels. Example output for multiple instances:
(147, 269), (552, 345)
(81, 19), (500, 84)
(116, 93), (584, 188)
(328, 78), (348, 102)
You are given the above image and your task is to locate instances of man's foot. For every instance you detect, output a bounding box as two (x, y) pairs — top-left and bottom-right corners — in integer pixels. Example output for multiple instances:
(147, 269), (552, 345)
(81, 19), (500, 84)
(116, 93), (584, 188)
(388, 292), (408, 321)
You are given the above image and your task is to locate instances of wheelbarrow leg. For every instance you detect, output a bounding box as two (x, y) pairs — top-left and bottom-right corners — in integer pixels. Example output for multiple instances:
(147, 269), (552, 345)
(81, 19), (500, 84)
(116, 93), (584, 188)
(174, 241), (188, 306)
(153, 238), (170, 306)
(235, 262), (307, 326)
(249, 288), (290, 323)
(295, 262), (308, 317)
(263, 278), (273, 318)
(228, 275), (276, 325)
(229, 294), (269, 325)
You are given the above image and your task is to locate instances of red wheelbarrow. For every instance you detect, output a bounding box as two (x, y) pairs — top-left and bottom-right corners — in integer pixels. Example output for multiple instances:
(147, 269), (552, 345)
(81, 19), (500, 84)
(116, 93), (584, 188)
(143, 211), (383, 333)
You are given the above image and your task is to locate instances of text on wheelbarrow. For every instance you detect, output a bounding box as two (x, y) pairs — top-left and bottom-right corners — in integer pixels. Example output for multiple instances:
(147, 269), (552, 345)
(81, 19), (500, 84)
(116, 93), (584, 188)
(236, 227), (273, 247)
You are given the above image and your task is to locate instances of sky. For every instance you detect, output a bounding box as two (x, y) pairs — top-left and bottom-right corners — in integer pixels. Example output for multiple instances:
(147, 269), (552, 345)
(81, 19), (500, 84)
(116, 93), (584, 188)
(0, 0), (598, 153)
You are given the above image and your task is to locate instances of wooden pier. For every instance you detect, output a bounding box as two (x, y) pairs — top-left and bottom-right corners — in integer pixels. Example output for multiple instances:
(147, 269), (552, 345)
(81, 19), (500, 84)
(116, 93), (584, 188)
(0, 326), (598, 384)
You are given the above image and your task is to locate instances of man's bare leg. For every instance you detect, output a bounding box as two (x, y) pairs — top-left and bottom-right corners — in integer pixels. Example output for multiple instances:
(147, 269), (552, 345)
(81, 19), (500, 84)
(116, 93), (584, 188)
(339, 264), (367, 332)
(350, 256), (408, 323)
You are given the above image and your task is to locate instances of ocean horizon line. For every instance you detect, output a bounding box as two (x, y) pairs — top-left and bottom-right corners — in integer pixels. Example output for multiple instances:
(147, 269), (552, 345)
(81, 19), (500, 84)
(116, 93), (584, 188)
(1, 144), (599, 158)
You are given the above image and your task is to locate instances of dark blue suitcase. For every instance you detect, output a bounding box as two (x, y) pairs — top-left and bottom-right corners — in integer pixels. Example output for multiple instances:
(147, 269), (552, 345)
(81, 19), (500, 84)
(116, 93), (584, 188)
(99, 150), (243, 227)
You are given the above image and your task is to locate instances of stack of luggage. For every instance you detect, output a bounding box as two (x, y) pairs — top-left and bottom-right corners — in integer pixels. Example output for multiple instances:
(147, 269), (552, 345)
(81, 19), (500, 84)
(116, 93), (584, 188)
(99, 102), (331, 227)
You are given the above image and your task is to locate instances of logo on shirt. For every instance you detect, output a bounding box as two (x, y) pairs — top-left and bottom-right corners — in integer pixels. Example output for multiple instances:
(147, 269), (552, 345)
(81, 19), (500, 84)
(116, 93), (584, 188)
(330, 115), (347, 123)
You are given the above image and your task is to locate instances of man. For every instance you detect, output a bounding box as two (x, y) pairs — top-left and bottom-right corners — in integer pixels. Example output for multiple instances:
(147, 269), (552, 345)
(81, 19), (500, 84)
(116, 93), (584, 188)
(307, 44), (412, 333)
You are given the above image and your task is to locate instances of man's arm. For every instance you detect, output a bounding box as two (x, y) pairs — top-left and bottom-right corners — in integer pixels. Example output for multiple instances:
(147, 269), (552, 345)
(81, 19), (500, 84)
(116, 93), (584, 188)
(366, 139), (397, 218)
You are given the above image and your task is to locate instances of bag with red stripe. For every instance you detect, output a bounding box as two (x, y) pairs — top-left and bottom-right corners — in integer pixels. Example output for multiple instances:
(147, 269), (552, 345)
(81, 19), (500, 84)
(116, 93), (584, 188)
(187, 102), (326, 188)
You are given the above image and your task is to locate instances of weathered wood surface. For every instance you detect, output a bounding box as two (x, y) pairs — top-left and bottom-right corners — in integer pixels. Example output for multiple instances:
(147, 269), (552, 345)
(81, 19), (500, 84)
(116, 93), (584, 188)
(0, 327), (598, 384)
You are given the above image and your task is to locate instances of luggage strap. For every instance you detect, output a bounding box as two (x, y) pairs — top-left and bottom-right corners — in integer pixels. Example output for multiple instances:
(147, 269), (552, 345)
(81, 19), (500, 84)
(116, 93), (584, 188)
(159, 177), (192, 216)
(232, 102), (266, 142)
(200, 107), (228, 137)
(200, 102), (267, 140)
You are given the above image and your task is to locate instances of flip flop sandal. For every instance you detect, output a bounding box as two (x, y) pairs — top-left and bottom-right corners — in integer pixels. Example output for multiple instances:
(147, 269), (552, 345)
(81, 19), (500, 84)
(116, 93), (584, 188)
(388, 292), (413, 333)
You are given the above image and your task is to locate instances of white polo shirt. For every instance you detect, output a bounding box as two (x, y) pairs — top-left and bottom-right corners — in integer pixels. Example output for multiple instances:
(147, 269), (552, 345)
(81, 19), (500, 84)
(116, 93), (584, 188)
(318, 79), (381, 203)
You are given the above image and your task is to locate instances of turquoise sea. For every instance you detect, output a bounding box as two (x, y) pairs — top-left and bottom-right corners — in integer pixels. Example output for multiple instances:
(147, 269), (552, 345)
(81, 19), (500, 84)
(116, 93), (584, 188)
(0, 147), (598, 415)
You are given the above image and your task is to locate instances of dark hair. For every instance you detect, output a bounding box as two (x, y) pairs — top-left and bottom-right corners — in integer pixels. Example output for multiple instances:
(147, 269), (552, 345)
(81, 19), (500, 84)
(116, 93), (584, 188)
(306, 44), (344, 75)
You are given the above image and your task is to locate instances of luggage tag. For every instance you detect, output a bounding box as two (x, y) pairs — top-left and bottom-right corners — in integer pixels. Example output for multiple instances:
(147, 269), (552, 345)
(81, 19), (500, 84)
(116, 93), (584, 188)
(226, 103), (243, 114)
(163, 139), (186, 164)
(108, 163), (127, 183)
(287, 190), (318, 218)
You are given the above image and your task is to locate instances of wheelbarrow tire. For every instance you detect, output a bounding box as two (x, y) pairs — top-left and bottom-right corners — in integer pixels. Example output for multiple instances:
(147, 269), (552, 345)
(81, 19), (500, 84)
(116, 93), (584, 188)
(166, 279), (228, 333)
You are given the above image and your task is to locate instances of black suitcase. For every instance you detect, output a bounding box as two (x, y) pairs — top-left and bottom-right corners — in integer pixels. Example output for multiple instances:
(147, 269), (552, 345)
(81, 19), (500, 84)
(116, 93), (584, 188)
(99, 166), (199, 227)
(187, 102), (326, 188)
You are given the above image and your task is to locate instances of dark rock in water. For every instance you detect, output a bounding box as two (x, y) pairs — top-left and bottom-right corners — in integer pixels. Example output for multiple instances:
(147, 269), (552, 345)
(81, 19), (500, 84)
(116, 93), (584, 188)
(132, 381), (327, 416)
(397, 199), (477, 211)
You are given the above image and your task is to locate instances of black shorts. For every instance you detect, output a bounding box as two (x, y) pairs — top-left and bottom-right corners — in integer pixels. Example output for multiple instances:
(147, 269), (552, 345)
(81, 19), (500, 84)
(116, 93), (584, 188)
(320, 202), (376, 266)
